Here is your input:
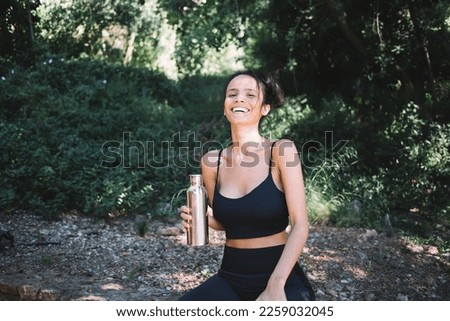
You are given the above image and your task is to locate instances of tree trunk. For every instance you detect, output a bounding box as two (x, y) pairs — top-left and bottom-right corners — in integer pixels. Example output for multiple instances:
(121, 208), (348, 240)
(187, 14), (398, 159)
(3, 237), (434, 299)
(324, 0), (368, 62)
(123, 31), (136, 65)
(407, 0), (436, 93)
(25, 0), (34, 49)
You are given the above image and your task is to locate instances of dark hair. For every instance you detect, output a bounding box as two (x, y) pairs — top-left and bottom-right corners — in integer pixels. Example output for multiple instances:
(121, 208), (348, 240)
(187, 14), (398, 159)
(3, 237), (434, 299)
(224, 70), (285, 109)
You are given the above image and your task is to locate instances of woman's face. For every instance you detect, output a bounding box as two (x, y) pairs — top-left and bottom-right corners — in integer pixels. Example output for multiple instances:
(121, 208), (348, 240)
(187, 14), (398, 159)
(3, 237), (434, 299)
(223, 75), (270, 125)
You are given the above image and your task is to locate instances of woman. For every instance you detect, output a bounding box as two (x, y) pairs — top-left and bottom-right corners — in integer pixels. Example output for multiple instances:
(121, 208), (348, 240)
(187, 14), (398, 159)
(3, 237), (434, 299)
(179, 70), (315, 301)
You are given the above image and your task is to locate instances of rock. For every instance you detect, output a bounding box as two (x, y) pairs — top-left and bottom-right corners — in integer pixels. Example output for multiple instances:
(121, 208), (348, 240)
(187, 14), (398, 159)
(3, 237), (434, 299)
(39, 289), (59, 301)
(442, 252), (450, 262)
(339, 292), (348, 300)
(159, 226), (181, 236)
(365, 229), (378, 238)
(364, 292), (376, 300)
(408, 244), (424, 253)
(384, 213), (394, 237)
(396, 294), (408, 301)
(316, 289), (325, 296)
(0, 282), (18, 296)
(359, 229), (378, 242)
(101, 283), (124, 290)
(327, 289), (338, 297)
(307, 272), (318, 281)
(349, 199), (362, 215)
(18, 285), (39, 300)
(39, 229), (51, 236)
(424, 246), (439, 255)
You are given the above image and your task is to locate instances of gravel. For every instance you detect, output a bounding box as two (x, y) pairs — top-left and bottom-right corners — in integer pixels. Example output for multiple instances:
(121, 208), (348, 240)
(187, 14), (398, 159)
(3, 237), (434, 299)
(0, 212), (448, 301)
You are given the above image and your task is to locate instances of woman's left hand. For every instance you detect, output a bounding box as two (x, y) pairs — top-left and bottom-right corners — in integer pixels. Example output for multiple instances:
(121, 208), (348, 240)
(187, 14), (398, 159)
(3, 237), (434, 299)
(256, 287), (287, 301)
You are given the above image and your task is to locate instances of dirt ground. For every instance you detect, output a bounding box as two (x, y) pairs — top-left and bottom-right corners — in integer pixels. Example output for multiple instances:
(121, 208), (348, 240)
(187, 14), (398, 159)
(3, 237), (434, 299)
(0, 212), (449, 301)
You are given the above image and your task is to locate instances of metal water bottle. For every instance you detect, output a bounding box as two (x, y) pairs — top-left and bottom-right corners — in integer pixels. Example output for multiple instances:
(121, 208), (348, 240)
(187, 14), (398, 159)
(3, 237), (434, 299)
(186, 174), (209, 246)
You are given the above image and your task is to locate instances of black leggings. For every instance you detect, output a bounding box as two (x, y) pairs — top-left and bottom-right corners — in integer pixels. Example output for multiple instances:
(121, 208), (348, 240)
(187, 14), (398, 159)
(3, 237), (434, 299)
(178, 245), (315, 301)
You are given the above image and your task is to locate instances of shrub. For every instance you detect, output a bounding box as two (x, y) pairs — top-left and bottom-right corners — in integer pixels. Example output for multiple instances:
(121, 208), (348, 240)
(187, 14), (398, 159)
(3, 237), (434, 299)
(283, 97), (449, 234)
(375, 103), (450, 232)
(0, 58), (191, 218)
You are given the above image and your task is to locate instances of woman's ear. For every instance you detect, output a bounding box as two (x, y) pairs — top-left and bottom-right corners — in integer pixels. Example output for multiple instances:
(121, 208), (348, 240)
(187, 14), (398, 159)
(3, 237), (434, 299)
(262, 104), (271, 116)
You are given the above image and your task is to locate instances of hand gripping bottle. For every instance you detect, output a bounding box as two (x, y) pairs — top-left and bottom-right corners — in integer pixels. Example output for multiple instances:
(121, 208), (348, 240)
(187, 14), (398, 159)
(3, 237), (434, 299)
(186, 174), (209, 246)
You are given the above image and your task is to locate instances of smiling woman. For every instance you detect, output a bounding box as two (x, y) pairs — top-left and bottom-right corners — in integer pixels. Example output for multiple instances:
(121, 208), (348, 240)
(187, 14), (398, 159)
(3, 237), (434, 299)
(223, 74), (270, 127)
(178, 70), (315, 301)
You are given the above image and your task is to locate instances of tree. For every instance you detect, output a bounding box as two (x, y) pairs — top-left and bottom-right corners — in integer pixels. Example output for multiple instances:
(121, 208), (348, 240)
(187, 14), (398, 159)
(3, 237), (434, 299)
(251, 0), (449, 120)
(0, 0), (40, 66)
(160, 0), (450, 121)
(35, 0), (163, 66)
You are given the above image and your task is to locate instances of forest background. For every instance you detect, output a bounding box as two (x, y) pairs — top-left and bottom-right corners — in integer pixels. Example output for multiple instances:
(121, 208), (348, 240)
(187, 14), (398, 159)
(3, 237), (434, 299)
(1, 0), (449, 252)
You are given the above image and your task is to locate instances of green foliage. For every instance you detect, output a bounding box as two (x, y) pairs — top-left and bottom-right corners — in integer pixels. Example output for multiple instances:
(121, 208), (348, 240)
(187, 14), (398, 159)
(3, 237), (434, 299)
(158, 0), (244, 74)
(0, 58), (192, 218)
(136, 220), (149, 237)
(160, 0), (450, 123)
(263, 97), (359, 226)
(261, 96), (308, 140)
(304, 160), (352, 227)
(36, 0), (163, 66)
(251, 0), (449, 107)
(176, 74), (228, 120)
(285, 97), (449, 232)
(377, 103), (450, 228)
(0, 0), (40, 65)
(126, 262), (146, 280)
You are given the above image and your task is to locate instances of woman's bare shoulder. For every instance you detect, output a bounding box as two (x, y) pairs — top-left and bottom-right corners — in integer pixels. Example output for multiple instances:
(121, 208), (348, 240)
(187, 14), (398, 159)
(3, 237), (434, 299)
(272, 139), (298, 154)
(201, 149), (222, 173)
(271, 139), (300, 168)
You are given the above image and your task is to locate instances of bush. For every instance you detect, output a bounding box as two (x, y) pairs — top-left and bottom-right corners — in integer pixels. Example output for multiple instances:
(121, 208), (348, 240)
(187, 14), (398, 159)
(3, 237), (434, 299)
(375, 104), (450, 232)
(284, 97), (449, 234)
(263, 96), (360, 226)
(0, 58), (193, 218)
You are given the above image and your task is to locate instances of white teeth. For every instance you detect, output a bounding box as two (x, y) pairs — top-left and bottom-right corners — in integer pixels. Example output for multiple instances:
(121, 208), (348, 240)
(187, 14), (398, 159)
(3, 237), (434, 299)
(232, 107), (249, 113)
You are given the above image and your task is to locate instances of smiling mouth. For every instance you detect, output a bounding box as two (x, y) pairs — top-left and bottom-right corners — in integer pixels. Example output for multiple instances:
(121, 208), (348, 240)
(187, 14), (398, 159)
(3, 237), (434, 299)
(231, 107), (250, 113)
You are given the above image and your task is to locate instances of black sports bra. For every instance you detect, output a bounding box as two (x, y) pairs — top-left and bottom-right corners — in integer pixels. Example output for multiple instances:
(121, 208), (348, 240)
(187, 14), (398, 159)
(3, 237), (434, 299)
(212, 141), (289, 239)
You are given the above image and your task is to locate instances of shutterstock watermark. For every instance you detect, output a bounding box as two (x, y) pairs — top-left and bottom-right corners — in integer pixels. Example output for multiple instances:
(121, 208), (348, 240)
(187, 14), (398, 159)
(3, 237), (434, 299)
(100, 131), (350, 169)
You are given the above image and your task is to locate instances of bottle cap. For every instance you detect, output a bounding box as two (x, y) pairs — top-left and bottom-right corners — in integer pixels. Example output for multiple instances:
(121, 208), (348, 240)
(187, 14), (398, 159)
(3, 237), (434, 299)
(189, 174), (202, 185)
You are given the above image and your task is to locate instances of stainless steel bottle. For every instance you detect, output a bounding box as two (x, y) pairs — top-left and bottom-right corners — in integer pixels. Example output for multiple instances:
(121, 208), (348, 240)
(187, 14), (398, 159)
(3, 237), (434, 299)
(186, 174), (209, 246)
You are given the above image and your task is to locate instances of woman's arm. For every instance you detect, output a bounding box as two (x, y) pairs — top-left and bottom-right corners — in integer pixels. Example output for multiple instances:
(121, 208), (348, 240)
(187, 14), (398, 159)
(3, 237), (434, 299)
(201, 150), (225, 230)
(257, 139), (309, 301)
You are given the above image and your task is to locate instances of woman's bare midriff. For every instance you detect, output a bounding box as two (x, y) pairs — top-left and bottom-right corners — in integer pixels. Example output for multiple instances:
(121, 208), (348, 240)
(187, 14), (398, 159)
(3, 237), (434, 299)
(225, 231), (288, 249)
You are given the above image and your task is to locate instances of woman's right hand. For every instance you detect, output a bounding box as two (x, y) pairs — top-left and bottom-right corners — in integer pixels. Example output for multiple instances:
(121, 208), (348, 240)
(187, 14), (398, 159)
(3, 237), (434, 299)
(179, 205), (224, 231)
(179, 205), (192, 231)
